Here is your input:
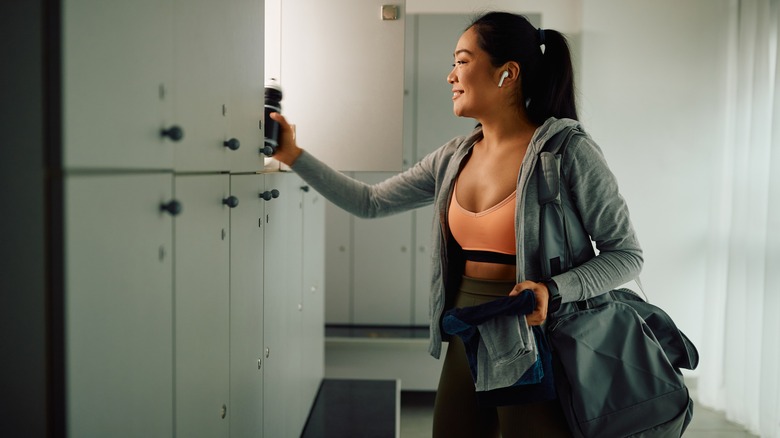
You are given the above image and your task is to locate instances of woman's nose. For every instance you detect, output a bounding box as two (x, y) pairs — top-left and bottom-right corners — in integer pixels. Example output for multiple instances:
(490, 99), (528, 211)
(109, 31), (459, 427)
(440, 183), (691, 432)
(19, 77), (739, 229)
(447, 68), (456, 84)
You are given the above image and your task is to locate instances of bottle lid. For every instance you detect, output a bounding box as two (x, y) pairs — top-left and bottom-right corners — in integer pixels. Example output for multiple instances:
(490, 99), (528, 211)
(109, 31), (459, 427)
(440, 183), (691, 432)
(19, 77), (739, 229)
(265, 78), (282, 92)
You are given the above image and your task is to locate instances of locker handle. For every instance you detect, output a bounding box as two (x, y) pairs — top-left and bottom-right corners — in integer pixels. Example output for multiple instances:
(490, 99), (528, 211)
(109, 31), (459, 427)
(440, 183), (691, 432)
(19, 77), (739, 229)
(223, 138), (240, 151)
(160, 200), (182, 216)
(259, 189), (280, 201)
(222, 196), (239, 208)
(160, 125), (184, 141)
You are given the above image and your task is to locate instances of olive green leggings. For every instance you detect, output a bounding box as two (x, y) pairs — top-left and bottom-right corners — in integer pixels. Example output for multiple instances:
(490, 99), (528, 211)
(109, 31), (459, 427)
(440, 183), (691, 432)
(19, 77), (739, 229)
(432, 277), (572, 438)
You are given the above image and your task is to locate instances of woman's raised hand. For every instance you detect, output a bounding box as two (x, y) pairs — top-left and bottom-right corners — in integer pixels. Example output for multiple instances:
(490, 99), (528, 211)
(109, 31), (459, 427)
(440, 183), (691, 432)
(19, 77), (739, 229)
(269, 112), (303, 166)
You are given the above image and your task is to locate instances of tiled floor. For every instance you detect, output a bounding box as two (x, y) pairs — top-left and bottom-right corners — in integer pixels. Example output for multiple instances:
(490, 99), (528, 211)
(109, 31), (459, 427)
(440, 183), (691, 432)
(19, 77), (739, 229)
(399, 391), (759, 438)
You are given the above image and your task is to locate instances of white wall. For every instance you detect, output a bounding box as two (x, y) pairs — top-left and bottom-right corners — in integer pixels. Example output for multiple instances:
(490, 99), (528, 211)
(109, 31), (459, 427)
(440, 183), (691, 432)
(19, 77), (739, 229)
(580, 0), (734, 353)
(264, 0), (281, 80)
(407, 0), (581, 33)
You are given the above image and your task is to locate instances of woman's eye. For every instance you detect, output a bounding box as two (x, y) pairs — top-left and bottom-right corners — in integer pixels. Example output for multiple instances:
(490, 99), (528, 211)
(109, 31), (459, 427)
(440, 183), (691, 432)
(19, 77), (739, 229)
(452, 61), (466, 67)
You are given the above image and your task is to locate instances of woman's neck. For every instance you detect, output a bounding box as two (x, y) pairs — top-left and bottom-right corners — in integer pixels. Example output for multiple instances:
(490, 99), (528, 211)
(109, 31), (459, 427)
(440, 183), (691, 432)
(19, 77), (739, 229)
(477, 111), (538, 150)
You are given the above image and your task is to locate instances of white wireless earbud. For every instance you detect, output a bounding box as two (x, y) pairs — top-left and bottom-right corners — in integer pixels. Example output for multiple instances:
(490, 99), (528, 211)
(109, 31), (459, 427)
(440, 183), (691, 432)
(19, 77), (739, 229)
(498, 70), (510, 88)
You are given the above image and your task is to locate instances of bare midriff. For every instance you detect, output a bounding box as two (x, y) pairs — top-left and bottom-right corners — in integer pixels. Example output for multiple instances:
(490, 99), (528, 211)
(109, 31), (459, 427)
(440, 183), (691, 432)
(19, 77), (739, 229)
(464, 260), (516, 281)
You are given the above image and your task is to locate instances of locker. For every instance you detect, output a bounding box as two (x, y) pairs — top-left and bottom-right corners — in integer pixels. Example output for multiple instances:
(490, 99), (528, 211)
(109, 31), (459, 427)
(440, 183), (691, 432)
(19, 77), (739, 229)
(65, 173), (175, 437)
(63, 0), (175, 169)
(228, 174), (266, 437)
(174, 174), (231, 438)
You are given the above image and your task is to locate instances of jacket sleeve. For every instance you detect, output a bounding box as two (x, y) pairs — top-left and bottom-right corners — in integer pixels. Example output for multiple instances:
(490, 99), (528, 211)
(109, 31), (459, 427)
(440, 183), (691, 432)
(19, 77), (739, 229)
(552, 133), (644, 302)
(290, 148), (439, 218)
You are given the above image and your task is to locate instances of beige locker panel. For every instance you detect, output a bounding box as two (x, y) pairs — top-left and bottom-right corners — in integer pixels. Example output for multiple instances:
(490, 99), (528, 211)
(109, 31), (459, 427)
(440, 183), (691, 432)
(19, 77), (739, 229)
(261, 173), (294, 438)
(412, 14), (478, 160)
(283, 175), (306, 437)
(280, 0), (405, 171)
(228, 174), (265, 437)
(301, 184), (326, 411)
(324, 197), (352, 324)
(174, 175), (230, 438)
(262, 173), (310, 437)
(227, 0), (266, 173)
(282, 176), (308, 435)
(352, 172), (414, 325)
(62, 0), (174, 170)
(65, 174), (173, 437)
(413, 207), (435, 325)
(172, 0), (230, 171)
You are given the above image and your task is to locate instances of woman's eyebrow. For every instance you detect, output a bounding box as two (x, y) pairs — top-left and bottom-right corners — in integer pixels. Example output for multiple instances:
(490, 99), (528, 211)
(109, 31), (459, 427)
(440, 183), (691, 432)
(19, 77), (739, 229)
(453, 49), (474, 57)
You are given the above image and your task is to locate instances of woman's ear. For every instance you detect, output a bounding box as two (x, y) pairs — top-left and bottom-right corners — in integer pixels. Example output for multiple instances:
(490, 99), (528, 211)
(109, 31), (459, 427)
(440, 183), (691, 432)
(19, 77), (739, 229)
(498, 70), (510, 87)
(497, 62), (521, 88)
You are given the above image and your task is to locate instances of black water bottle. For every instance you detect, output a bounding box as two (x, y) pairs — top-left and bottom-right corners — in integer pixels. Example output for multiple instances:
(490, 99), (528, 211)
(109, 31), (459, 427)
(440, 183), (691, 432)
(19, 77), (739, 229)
(263, 79), (283, 156)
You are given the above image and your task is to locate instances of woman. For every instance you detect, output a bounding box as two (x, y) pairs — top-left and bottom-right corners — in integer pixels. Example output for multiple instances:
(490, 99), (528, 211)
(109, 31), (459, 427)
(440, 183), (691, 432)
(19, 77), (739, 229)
(271, 12), (642, 438)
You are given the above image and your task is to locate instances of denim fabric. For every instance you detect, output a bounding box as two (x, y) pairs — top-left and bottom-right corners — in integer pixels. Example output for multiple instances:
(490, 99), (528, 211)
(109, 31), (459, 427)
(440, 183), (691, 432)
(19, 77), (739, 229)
(442, 291), (554, 398)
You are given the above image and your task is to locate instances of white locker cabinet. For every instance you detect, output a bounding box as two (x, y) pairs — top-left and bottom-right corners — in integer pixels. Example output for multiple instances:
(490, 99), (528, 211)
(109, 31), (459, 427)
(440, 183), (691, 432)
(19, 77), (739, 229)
(411, 14), (477, 161)
(261, 172), (301, 438)
(228, 174), (266, 437)
(413, 207), (435, 325)
(301, 184), (326, 408)
(62, 0), (175, 170)
(352, 172), (414, 325)
(284, 176), (306, 437)
(174, 175), (231, 438)
(324, 198), (352, 324)
(321, 14), (480, 327)
(65, 174), (174, 437)
(63, 0), (267, 173)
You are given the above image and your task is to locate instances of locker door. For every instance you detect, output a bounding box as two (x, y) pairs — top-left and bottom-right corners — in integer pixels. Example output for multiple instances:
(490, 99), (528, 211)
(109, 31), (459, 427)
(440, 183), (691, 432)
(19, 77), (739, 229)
(352, 172), (414, 325)
(227, 0), (266, 173)
(171, 0), (230, 171)
(174, 175), (230, 438)
(301, 183), (326, 413)
(262, 173), (303, 437)
(285, 176), (306, 437)
(65, 173), (174, 437)
(228, 174), (265, 437)
(324, 198), (352, 324)
(414, 207), (435, 325)
(62, 0), (174, 169)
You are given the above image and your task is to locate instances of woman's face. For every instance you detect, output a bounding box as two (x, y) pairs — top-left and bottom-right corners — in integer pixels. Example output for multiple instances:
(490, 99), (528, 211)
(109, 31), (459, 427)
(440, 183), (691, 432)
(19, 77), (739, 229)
(447, 27), (502, 119)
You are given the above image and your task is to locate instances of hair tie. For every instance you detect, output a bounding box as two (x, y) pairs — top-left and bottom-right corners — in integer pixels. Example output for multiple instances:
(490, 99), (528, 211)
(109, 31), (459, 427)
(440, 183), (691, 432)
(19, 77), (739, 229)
(538, 28), (546, 46)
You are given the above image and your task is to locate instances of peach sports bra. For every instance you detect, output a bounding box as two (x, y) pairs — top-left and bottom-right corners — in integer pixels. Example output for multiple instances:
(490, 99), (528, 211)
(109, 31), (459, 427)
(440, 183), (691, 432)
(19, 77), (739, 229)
(448, 179), (517, 265)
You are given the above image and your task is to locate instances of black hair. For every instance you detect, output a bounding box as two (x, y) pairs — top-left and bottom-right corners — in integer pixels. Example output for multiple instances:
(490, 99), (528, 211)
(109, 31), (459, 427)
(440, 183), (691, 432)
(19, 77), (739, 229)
(468, 12), (578, 125)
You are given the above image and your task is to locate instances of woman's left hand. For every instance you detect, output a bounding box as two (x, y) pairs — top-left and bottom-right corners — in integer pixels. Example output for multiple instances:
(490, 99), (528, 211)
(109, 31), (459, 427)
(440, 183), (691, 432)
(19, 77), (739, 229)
(509, 281), (549, 326)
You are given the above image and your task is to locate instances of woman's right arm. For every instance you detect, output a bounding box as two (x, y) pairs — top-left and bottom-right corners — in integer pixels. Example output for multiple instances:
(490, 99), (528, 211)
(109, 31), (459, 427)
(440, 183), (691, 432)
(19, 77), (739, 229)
(270, 113), (437, 218)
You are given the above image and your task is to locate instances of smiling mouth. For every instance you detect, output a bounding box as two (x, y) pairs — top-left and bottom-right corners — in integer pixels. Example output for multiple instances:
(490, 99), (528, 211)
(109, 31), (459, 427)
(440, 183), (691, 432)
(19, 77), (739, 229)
(452, 90), (464, 99)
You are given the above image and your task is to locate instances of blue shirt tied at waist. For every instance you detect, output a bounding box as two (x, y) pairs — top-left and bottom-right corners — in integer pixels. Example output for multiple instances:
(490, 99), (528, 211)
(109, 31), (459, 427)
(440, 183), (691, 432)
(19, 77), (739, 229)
(442, 291), (556, 405)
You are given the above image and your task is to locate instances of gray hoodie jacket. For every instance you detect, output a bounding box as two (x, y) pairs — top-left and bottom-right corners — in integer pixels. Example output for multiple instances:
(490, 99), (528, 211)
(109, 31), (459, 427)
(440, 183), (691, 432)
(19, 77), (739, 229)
(290, 117), (643, 363)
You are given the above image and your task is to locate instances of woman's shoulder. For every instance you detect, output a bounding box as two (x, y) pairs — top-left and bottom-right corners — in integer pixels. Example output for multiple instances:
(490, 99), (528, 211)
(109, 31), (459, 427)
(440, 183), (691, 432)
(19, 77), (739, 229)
(537, 118), (603, 161)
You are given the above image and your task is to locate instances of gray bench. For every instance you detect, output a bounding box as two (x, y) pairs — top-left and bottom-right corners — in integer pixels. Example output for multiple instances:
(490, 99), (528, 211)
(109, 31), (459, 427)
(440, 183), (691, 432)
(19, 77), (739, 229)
(301, 378), (400, 438)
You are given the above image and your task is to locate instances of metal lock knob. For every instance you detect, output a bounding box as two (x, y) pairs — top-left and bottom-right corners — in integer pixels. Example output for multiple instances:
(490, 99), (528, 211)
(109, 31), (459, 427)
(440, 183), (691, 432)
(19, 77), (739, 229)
(160, 200), (182, 216)
(160, 126), (184, 141)
(222, 196), (239, 208)
(259, 189), (280, 201)
(223, 138), (240, 150)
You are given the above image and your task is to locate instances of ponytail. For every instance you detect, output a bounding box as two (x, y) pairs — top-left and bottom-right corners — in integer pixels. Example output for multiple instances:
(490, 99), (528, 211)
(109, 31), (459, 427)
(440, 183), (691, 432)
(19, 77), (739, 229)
(526, 29), (578, 124)
(469, 13), (578, 125)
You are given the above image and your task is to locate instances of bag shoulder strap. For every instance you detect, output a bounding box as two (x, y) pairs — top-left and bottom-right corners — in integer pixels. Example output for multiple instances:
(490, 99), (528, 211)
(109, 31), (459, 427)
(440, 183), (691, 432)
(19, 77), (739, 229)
(536, 127), (593, 279)
(536, 127), (648, 300)
(537, 127), (577, 206)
